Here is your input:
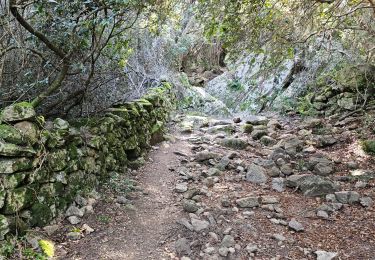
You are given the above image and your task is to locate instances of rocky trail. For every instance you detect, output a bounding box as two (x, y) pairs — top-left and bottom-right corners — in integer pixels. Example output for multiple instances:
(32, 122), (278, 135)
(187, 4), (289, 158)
(46, 113), (374, 260)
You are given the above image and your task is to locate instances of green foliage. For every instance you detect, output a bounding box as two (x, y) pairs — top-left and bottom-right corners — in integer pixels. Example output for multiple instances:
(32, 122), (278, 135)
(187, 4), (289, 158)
(97, 215), (110, 224)
(0, 239), (15, 258)
(38, 240), (54, 258)
(227, 79), (244, 91)
(361, 140), (375, 155)
(296, 94), (318, 117)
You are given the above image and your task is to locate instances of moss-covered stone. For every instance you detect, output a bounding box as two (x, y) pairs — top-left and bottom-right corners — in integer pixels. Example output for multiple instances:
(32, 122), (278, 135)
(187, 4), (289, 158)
(0, 102), (36, 122)
(13, 121), (39, 145)
(0, 158), (32, 174)
(29, 203), (54, 227)
(7, 216), (28, 236)
(3, 185), (37, 214)
(47, 150), (68, 171)
(219, 138), (248, 150)
(243, 124), (254, 134)
(128, 157), (146, 170)
(362, 140), (375, 155)
(0, 214), (9, 240)
(53, 118), (70, 130)
(78, 156), (97, 173)
(0, 124), (25, 144)
(2, 171), (27, 189)
(0, 190), (5, 209)
(0, 140), (36, 157)
(124, 136), (138, 150)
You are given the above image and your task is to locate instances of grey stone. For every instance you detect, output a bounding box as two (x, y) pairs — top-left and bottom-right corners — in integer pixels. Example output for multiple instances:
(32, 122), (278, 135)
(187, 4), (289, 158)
(43, 225), (59, 236)
(236, 196), (260, 208)
(75, 195), (88, 207)
(218, 247), (229, 257)
(245, 116), (269, 125)
(82, 224), (94, 234)
(65, 205), (84, 217)
(334, 191), (360, 204)
(317, 210), (329, 219)
(175, 237), (191, 256)
(261, 196), (279, 204)
(286, 174), (338, 197)
(251, 130), (268, 140)
(308, 155), (334, 176)
(216, 156), (230, 170)
(288, 218), (304, 232)
(175, 183), (188, 193)
(191, 218), (210, 232)
(272, 178), (285, 192)
(221, 235), (235, 248)
(246, 163), (268, 184)
(183, 200), (199, 213)
(66, 231), (81, 240)
(246, 244), (258, 253)
(315, 250), (338, 260)
(221, 196), (231, 207)
(207, 168), (221, 177)
(177, 218), (194, 231)
(360, 197), (373, 207)
(272, 234), (286, 241)
(280, 164), (293, 175)
(116, 196), (129, 204)
(219, 138), (248, 150)
(67, 216), (81, 225)
(194, 151), (221, 162)
(316, 135), (337, 148)
(53, 118), (70, 130)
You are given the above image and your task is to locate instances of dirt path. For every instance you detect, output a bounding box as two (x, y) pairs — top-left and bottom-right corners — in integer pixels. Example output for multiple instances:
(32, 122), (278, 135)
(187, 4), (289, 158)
(59, 134), (191, 260)
(52, 113), (375, 260)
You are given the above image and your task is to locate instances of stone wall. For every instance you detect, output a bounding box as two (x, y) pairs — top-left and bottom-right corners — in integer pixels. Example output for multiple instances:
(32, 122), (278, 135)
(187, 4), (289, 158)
(0, 83), (175, 239)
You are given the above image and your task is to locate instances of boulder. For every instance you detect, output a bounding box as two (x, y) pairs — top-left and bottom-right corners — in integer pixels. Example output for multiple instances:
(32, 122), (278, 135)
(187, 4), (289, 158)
(308, 155), (334, 176)
(219, 138), (248, 150)
(1, 102), (36, 122)
(0, 215), (9, 240)
(286, 174), (338, 197)
(245, 116), (269, 125)
(246, 163), (268, 184)
(0, 158), (32, 174)
(236, 196), (260, 208)
(334, 191), (360, 204)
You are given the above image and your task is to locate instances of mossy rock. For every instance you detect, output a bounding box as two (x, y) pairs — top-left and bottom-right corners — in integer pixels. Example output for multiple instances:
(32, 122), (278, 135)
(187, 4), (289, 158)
(3, 185), (38, 214)
(2, 171), (27, 189)
(47, 150), (68, 171)
(6, 216), (28, 236)
(243, 124), (254, 134)
(29, 203), (54, 227)
(128, 157), (146, 170)
(0, 190), (5, 209)
(13, 121), (39, 145)
(0, 140), (36, 157)
(219, 138), (248, 150)
(0, 124), (25, 145)
(0, 214), (9, 240)
(0, 158), (32, 174)
(53, 118), (70, 130)
(0, 102), (35, 122)
(361, 140), (375, 155)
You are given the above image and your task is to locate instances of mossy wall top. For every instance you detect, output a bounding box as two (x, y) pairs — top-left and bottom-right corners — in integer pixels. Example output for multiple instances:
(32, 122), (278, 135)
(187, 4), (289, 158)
(0, 83), (175, 239)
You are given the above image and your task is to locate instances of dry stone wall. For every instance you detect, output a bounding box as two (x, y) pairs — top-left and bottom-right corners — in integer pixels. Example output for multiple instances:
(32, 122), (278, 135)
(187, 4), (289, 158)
(0, 83), (175, 239)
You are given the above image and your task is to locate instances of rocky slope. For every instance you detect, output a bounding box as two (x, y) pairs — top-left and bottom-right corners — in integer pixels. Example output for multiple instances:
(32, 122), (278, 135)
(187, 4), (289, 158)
(33, 109), (375, 260)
